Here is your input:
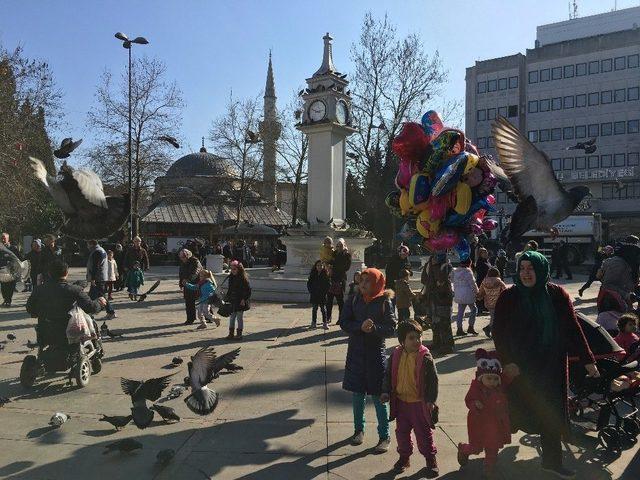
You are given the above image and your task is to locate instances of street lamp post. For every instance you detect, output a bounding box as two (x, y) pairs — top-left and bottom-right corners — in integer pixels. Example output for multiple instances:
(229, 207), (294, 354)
(115, 32), (148, 239)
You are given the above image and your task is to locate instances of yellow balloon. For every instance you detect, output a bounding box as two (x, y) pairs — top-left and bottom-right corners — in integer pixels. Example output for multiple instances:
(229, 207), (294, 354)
(399, 189), (411, 216)
(416, 209), (441, 239)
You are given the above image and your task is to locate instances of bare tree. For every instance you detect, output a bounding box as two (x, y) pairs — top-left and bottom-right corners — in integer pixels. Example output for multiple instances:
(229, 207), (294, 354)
(438, 97), (464, 130)
(347, 12), (447, 244)
(209, 94), (263, 229)
(86, 56), (183, 235)
(276, 91), (308, 226)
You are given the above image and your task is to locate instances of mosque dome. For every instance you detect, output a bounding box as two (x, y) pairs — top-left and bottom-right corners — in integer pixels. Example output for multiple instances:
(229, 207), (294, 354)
(166, 147), (236, 177)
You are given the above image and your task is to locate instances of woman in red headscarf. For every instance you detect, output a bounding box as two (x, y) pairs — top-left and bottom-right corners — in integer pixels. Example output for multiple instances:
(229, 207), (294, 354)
(340, 268), (397, 453)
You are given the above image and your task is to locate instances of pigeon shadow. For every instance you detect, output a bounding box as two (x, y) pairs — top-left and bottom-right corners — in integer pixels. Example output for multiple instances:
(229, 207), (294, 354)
(26, 425), (57, 439)
(83, 428), (118, 437)
(0, 462), (34, 477)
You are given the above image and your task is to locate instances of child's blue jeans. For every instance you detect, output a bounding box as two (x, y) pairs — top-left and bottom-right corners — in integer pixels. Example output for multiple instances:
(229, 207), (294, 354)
(229, 310), (244, 330)
(352, 392), (389, 439)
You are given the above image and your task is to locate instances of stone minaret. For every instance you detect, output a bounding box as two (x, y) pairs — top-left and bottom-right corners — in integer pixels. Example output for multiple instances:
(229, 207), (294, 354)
(259, 51), (281, 205)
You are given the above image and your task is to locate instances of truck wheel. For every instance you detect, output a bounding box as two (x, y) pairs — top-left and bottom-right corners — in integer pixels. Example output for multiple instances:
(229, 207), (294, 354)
(564, 246), (582, 265)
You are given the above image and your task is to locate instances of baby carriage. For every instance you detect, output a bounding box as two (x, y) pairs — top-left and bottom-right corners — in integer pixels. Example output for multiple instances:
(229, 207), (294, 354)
(568, 313), (639, 451)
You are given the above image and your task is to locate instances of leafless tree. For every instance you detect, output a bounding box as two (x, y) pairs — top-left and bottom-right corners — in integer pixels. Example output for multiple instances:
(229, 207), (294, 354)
(209, 94), (263, 229)
(86, 56), (184, 235)
(276, 91), (308, 225)
(438, 97), (464, 130)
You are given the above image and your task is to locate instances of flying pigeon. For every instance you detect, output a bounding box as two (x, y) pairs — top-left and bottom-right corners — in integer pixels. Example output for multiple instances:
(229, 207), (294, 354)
(7, 334), (16, 342)
(245, 130), (260, 144)
(150, 404), (181, 423)
(492, 116), (591, 242)
(157, 135), (180, 149)
(103, 438), (143, 454)
(99, 414), (132, 431)
(156, 448), (176, 465)
(297, 89), (305, 96)
(137, 280), (161, 302)
(121, 374), (173, 429)
(54, 138), (83, 159)
(49, 412), (71, 427)
(30, 157), (130, 240)
(184, 347), (240, 415)
(566, 138), (597, 154)
(0, 245), (30, 283)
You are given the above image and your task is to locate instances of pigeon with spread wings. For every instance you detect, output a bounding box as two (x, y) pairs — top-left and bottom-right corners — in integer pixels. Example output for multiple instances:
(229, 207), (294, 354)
(30, 157), (129, 240)
(120, 374), (173, 429)
(185, 347), (240, 415)
(491, 116), (590, 242)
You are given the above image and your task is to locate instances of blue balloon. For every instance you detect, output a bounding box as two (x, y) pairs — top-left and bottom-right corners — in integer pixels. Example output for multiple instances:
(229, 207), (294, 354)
(430, 153), (468, 197)
(443, 195), (497, 228)
(454, 238), (470, 262)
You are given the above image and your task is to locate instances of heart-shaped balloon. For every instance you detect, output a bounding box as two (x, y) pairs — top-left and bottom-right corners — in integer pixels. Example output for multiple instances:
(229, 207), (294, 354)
(425, 230), (459, 252)
(482, 219), (498, 231)
(392, 122), (431, 166)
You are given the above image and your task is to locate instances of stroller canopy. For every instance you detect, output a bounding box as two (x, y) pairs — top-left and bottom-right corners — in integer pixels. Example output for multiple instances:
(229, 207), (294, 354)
(571, 312), (623, 358)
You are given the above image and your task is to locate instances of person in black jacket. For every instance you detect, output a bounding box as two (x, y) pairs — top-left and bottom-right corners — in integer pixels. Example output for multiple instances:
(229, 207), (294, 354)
(384, 245), (413, 290)
(307, 260), (330, 329)
(225, 260), (251, 341)
(24, 239), (43, 293)
(475, 248), (492, 313)
(1, 232), (22, 306)
(26, 260), (105, 346)
(38, 234), (62, 285)
(179, 248), (203, 325)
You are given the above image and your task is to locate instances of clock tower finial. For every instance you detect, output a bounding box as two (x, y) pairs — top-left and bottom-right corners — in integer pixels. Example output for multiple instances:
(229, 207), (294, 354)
(313, 32), (337, 77)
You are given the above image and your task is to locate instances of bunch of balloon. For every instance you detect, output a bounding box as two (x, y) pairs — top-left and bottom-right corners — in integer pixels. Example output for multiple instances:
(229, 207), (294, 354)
(385, 111), (498, 261)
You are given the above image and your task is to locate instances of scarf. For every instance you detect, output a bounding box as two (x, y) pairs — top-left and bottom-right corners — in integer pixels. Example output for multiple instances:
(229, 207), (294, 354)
(515, 251), (558, 350)
(361, 268), (386, 304)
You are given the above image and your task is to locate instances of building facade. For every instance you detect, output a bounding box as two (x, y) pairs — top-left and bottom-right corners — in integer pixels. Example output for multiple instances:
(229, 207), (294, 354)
(466, 7), (640, 239)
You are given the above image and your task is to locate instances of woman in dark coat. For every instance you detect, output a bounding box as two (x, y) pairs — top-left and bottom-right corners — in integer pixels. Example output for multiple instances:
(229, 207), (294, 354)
(384, 245), (412, 290)
(327, 239), (352, 323)
(493, 251), (599, 479)
(475, 247), (492, 313)
(178, 248), (202, 325)
(307, 260), (330, 328)
(340, 268), (396, 451)
(225, 260), (251, 341)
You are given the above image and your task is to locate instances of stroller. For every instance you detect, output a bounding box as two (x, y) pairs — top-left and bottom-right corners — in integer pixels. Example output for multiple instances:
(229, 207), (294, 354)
(20, 313), (104, 389)
(568, 313), (639, 451)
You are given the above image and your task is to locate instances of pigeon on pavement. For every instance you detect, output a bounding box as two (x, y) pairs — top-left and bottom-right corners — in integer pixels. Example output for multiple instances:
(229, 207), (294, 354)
(172, 357), (183, 366)
(7, 334), (16, 342)
(150, 404), (181, 423)
(99, 414), (132, 431)
(121, 374), (174, 429)
(137, 280), (161, 302)
(49, 412), (71, 427)
(27, 340), (38, 350)
(103, 438), (143, 454)
(185, 347), (240, 415)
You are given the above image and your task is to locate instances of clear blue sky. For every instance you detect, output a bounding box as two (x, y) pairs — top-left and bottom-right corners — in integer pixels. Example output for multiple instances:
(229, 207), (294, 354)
(1, 0), (636, 159)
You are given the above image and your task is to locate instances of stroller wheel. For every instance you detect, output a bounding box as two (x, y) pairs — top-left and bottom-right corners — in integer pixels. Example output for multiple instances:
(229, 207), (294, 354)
(20, 355), (39, 389)
(75, 356), (91, 387)
(599, 427), (622, 452)
(623, 417), (640, 437)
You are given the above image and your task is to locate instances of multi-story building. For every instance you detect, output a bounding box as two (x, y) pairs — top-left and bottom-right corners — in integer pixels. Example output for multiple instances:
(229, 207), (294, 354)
(466, 6), (640, 239)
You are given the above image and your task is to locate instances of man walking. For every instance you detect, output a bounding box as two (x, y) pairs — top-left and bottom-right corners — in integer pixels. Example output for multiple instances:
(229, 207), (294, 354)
(1, 232), (22, 307)
(86, 239), (116, 319)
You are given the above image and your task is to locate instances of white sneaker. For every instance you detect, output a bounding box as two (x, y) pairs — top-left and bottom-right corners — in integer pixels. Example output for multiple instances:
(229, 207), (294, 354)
(375, 437), (391, 453)
(351, 431), (364, 445)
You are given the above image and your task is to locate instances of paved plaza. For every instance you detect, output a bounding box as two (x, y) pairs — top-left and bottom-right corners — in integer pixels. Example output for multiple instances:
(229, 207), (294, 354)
(0, 267), (638, 480)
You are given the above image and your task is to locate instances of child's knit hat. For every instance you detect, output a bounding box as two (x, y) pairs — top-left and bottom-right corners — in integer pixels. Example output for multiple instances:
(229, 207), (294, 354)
(475, 348), (502, 378)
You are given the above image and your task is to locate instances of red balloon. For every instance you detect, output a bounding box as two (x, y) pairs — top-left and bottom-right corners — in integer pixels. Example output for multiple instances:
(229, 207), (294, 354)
(428, 195), (448, 220)
(392, 122), (431, 165)
(486, 194), (496, 205)
(425, 230), (459, 252)
(482, 219), (498, 231)
(474, 209), (486, 221)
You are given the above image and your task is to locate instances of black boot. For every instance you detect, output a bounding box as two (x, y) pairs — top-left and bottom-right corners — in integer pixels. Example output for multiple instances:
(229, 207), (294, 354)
(226, 328), (235, 340)
(236, 329), (243, 341)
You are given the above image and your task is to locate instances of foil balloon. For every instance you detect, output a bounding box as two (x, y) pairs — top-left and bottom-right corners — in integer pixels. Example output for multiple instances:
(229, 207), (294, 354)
(385, 191), (403, 218)
(454, 237), (471, 262)
(392, 122), (431, 165)
(424, 230), (459, 252)
(421, 110), (444, 138)
(482, 219), (498, 231)
(409, 174), (432, 208)
(431, 153), (469, 197)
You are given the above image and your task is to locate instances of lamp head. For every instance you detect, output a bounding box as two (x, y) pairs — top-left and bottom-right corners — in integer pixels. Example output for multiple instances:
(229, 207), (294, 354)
(114, 32), (129, 41)
(132, 37), (149, 45)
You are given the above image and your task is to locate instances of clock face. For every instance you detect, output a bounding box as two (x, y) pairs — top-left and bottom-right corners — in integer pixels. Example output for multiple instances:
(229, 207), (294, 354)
(336, 101), (348, 124)
(309, 100), (326, 122)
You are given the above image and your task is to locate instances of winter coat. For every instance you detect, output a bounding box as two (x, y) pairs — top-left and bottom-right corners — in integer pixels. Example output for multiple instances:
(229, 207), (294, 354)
(332, 250), (352, 281)
(477, 277), (507, 311)
(385, 255), (413, 289)
(452, 267), (478, 305)
(382, 344), (438, 422)
(86, 245), (109, 283)
(125, 268), (144, 289)
(475, 258), (491, 286)
(464, 378), (511, 451)
(421, 260), (453, 307)
(25, 250), (42, 277)
(39, 245), (62, 279)
(340, 292), (396, 395)
(394, 279), (415, 309)
(225, 273), (251, 312)
(319, 245), (334, 264)
(124, 246), (149, 271)
(307, 270), (330, 305)
(495, 256), (507, 278)
(107, 259), (118, 282)
(179, 257), (202, 287)
(348, 282), (360, 297)
(185, 278), (217, 304)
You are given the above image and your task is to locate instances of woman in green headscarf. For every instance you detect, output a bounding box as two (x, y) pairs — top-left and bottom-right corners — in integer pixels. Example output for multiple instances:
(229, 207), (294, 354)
(493, 251), (599, 480)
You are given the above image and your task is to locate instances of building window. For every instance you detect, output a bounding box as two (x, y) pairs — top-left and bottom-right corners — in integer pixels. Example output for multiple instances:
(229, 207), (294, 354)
(477, 137), (487, 148)
(629, 87), (640, 101)
(509, 76), (518, 88)
(576, 63), (587, 76)
(575, 156), (586, 169)
(601, 122), (613, 136)
(539, 98), (550, 111)
(551, 97), (562, 110)
(600, 154), (612, 167)
(488, 137), (495, 147)
(528, 100), (538, 113)
(477, 81), (486, 94)
(588, 124), (599, 137)
(487, 108), (496, 120)
(588, 155), (599, 168)
(588, 92), (599, 106)
(629, 54), (639, 69)
(539, 129), (550, 142)
(629, 152), (640, 166)
(614, 153), (626, 167)
(576, 125), (586, 138)
(477, 109), (486, 121)
(551, 66), (562, 80)
(614, 89), (626, 103)
(563, 96), (574, 109)
(551, 128), (562, 141)
(601, 90), (613, 104)
(563, 64), (575, 78)
(498, 106), (507, 117)
(540, 68), (550, 82)
(498, 78), (508, 90)
(614, 56), (626, 70)
(528, 130), (538, 142)
(629, 120), (640, 134)
(487, 79), (497, 92)
(602, 184), (613, 200)
(563, 158), (573, 170)
(528, 70), (539, 83)
(508, 105), (518, 117)
(614, 121), (625, 135)
(575, 94), (587, 107)
(551, 158), (561, 171)
(563, 127), (574, 140)
(589, 60), (599, 74)
(601, 58), (612, 72)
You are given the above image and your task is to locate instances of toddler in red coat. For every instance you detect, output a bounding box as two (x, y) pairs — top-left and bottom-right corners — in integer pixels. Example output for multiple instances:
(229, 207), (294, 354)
(457, 348), (513, 477)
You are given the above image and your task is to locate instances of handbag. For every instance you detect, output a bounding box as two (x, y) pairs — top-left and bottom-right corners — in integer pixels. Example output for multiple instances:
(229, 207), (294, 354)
(217, 302), (233, 317)
(214, 275), (232, 316)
